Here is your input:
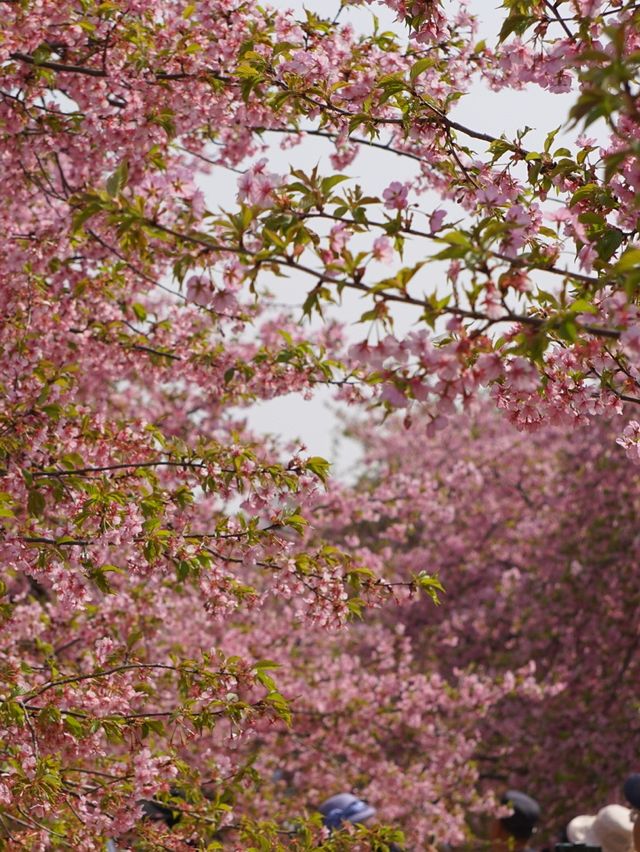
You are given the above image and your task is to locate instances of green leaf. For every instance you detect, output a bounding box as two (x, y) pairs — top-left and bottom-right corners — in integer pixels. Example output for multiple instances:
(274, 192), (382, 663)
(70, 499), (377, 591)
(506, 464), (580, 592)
(604, 150), (629, 183)
(499, 13), (536, 42)
(286, 513), (308, 533)
(91, 570), (114, 594)
(263, 228), (287, 250)
(320, 174), (349, 194)
(132, 302), (147, 321)
(543, 126), (561, 154)
(569, 298), (597, 314)
(439, 230), (470, 247)
(101, 564), (123, 574)
(489, 138), (513, 160)
(71, 200), (103, 235)
(615, 248), (640, 272)
(64, 715), (86, 737)
(555, 317), (579, 343)
(106, 160), (129, 198)
(409, 57), (434, 82)
(596, 227), (625, 262)
(414, 572), (445, 605)
(141, 718), (165, 738)
(570, 183), (599, 206)
(306, 456), (331, 483)
(255, 670), (278, 691)
(27, 490), (45, 517)
(176, 559), (191, 581)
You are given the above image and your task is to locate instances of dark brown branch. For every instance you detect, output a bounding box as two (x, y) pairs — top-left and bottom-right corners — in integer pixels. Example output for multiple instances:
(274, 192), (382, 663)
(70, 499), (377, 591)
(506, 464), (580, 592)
(543, 0), (576, 40)
(22, 662), (208, 702)
(9, 51), (231, 83)
(256, 126), (424, 163)
(131, 343), (182, 361)
(23, 537), (90, 546)
(31, 460), (207, 477)
(147, 217), (622, 340)
(10, 52), (108, 77)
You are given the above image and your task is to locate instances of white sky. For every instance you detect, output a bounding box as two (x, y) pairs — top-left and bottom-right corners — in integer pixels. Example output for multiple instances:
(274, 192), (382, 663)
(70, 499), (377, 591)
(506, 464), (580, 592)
(201, 0), (595, 476)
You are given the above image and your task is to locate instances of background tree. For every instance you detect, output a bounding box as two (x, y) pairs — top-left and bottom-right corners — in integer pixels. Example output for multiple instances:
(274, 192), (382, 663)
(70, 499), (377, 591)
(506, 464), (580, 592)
(180, 403), (634, 847)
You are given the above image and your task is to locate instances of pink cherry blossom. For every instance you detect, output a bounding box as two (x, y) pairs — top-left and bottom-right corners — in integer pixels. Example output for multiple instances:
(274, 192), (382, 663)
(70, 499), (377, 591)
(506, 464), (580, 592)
(372, 235), (394, 263)
(382, 181), (409, 210)
(429, 208), (447, 233)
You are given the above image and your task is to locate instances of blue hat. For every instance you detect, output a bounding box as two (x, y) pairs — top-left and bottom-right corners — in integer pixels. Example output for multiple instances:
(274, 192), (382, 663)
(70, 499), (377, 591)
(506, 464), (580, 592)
(318, 793), (376, 830)
(624, 774), (640, 809)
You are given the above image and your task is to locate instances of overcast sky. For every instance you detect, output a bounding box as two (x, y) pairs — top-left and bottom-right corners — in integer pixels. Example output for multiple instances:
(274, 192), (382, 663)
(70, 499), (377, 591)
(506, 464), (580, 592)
(203, 1), (590, 476)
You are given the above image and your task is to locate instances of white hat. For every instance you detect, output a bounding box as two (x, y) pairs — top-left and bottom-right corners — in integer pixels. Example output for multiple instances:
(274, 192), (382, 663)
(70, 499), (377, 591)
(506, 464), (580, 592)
(567, 805), (634, 852)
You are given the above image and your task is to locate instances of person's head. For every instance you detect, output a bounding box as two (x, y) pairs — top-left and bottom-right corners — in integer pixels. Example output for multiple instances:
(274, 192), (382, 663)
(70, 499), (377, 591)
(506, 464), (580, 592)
(567, 804), (634, 852)
(318, 792), (376, 831)
(624, 775), (640, 810)
(491, 790), (540, 850)
(139, 798), (181, 828)
(622, 775), (640, 852)
(107, 798), (180, 850)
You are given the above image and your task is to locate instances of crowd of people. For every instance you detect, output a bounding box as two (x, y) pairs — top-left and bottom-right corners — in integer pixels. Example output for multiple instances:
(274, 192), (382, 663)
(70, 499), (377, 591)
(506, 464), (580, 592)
(317, 780), (640, 852)
(106, 773), (640, 850)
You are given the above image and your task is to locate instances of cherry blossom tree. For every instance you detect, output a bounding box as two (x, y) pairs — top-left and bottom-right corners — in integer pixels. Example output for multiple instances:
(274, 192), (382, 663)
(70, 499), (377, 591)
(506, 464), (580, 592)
(300, 404), (639, 841)
(0, 0), (639, 847)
